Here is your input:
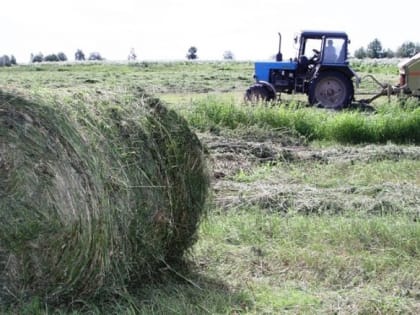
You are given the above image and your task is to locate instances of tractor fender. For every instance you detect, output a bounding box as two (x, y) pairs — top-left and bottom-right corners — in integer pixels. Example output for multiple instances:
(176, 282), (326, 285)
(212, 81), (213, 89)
(313, 66), (356, 82)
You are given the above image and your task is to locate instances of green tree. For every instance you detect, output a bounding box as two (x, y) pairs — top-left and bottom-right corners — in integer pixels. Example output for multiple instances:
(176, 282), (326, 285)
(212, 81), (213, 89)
(186, 46), (198, 60)
(383, 48), (395, 58)
(367, 38), (383, 58)
(396, 41), (420, 58)
(354, 47), (367, 59)
(223, 50), (234, 60)
(0, 55), (11, 66)
(88, 52), (103, 61)
(75, 49), (85, 61)
(128, 48), (137, 61)
(57, 52), (67, 61)
(31, 52), (44, 63)
(44, 54), (59, 62)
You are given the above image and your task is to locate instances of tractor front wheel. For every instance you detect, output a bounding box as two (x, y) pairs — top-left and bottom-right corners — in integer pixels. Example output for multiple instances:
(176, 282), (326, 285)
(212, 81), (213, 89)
(245, 83), (276, 103)
(308, 71), (354, 109)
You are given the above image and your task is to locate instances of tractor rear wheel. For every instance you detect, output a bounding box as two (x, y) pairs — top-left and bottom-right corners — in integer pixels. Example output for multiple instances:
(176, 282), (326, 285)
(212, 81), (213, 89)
(245, 83), (276, 103)
(308, 71), (354, 109)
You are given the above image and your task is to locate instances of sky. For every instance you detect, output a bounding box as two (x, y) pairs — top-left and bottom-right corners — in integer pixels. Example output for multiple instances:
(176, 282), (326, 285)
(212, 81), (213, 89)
(1, 0), (418, 63)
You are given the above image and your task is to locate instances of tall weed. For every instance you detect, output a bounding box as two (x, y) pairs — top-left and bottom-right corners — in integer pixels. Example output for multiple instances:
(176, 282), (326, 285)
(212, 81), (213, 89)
(185, 96), (420, 144)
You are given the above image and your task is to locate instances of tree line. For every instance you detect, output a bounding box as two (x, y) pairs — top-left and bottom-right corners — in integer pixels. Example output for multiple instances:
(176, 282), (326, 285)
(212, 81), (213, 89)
(0, 55), (17, 67)
(0, 46), (238, 66)
(31, 50), (105, 63)
(9, 40), (418, 65)
(354, 39), (420, 59)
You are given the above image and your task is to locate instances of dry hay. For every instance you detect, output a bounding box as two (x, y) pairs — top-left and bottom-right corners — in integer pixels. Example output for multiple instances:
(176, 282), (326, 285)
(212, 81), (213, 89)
(214, 178), (420, 218)
(0, 87), (209, 304)
(209, 140), (420, 217)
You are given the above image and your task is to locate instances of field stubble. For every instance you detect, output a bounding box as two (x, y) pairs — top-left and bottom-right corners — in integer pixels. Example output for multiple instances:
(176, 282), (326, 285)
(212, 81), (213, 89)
(203, 131), (420, 216)
(0, 61), (419, 314)
(195, 128), (420, 314)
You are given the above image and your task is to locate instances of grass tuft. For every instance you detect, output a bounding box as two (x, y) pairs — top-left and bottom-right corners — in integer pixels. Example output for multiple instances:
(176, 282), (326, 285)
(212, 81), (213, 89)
(183, 95), (420, 144)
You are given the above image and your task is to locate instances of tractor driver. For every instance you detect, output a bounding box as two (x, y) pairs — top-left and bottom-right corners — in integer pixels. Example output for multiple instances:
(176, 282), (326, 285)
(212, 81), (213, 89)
(324, 39), (337, 62)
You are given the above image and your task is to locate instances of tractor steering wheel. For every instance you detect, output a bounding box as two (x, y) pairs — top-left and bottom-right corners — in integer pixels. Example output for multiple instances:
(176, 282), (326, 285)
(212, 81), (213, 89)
(310, 49), (320, 63)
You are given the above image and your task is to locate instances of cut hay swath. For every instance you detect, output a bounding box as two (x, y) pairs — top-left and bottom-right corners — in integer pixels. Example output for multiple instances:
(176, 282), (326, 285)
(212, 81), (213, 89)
(0, 87), (209, 304)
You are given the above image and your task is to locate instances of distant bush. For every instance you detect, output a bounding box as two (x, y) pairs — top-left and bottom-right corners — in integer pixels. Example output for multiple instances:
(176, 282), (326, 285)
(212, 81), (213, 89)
(44, 54), (60, 62)
(0, 55), (11, 67)
(88, 52), (104, 61)
(29, 52), (68, 63)
(57, 52), (67, 61)
(0, 55), (16, 66)
(75, 49), (85, 61)
(223, 50), (234, 60)
(396, 41), (420, 58)
(354, 47), (367, 59)
(31, 53), (44, 63)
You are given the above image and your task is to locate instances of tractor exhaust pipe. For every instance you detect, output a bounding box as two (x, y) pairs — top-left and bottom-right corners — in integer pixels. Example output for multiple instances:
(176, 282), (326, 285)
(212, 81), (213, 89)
(276, 32), (283, 61)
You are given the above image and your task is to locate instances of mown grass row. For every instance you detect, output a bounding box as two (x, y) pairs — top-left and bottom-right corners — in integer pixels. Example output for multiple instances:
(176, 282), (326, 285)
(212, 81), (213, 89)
(181, 96), (420, 144)
(197, 141), (420, 314)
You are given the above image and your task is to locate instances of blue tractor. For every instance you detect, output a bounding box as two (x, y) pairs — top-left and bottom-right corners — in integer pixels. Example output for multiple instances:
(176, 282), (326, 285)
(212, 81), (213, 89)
(246, 30), (359, 109)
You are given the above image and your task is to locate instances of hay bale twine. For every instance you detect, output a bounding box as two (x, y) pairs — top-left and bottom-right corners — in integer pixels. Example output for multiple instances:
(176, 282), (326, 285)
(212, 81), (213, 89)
(0, 88), (209, 304)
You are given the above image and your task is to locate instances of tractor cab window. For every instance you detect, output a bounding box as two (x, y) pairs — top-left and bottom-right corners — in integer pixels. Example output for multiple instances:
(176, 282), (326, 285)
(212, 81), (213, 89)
(323, 38), (346, 63)
(301, 38), (322, 60)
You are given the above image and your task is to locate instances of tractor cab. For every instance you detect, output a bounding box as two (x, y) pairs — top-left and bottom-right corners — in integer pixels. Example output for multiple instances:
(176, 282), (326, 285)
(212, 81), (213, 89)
(297, 30), (350, 67)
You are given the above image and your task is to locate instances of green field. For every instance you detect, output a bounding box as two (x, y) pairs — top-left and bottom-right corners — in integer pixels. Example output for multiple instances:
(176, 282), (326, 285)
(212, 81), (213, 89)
(1, 61), (419, 314)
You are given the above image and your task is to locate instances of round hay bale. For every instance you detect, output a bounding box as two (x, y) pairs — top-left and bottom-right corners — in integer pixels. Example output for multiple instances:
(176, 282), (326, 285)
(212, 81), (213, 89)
(0, 88), (209, 304)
